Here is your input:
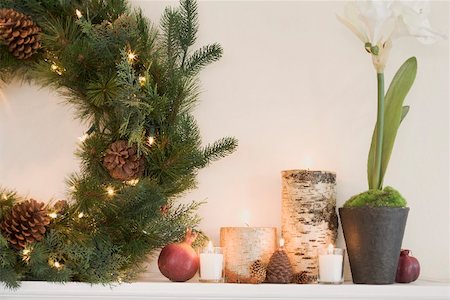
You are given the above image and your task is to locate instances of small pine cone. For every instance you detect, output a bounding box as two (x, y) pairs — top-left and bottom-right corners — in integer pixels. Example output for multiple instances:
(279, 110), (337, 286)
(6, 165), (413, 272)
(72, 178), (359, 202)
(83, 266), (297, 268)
(0, 8), (41, 60)
(53, 200), (69, 215)
(249, 260), (267, 284)
(103, 140), (145, 181)
(0, 199), (50, 249)
(266, 250), (293, 284)
(292, 271), (317, 284)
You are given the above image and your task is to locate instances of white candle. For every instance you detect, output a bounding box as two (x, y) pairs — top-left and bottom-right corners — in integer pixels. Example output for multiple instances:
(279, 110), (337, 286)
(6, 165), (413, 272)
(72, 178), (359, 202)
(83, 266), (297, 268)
(199, 241), (224, 282)
(318, 244), (344, 284)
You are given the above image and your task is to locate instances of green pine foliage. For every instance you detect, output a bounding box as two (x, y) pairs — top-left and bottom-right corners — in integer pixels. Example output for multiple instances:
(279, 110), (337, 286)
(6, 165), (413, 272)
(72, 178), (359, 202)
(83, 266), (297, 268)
(0, 0), (237, 288)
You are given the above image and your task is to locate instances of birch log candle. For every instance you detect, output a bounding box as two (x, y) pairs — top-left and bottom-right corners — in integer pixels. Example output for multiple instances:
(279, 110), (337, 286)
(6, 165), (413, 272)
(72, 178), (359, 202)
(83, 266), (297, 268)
(220, 227), (277, 283)
(281, 170), (338, 283)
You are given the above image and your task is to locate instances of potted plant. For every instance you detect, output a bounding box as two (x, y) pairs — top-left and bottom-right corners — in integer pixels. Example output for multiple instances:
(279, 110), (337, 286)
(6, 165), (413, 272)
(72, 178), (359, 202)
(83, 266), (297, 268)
(337, 2), (443, 284)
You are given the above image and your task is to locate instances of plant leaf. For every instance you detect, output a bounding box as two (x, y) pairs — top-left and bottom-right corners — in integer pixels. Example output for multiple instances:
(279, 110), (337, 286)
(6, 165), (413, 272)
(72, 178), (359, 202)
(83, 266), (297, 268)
(367, 57), (417, 189)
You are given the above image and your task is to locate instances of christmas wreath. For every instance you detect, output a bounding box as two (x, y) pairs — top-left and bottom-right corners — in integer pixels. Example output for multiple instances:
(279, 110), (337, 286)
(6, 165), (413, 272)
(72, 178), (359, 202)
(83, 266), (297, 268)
(0, 0), (237, 288)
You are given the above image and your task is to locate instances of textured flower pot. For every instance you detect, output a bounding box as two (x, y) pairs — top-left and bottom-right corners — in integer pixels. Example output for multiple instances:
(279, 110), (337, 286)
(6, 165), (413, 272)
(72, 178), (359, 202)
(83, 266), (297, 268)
(339, 207), (409, 284)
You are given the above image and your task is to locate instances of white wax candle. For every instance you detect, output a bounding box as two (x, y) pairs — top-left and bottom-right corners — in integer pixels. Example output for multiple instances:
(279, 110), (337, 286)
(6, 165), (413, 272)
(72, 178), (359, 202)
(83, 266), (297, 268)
(318, 245), (343, 283)
(199, 252), (224, 280)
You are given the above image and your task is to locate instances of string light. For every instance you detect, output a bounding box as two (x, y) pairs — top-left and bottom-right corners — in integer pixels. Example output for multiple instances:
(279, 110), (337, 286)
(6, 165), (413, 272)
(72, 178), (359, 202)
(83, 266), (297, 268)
(138, 76), (146, 86)
(106, 186), (115, 197)
(75, 9), (83, 19)
(53, 261), (63, 270)
(50, 63), (63, 76)
(22, 248), (32, 263)
(147, 135), (155, 146)
(126, 179), (139, 186)
(49, 212), (58, 219)
(127, 51), (137, 62)
(78, 212), (84, 218)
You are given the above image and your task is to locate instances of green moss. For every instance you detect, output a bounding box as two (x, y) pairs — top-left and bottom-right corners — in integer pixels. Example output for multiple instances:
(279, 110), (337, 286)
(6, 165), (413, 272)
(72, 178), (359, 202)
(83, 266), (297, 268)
(343, 186), (407, 208)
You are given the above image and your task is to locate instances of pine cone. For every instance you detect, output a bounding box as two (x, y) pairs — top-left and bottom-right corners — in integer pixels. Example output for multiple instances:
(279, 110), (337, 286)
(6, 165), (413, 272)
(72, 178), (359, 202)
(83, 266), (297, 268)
(0, 199), (50, 249)
(0, 8), (41, 60)
(103, 140), (145, 181)
(53, 200), (69, 215)
(292, 271), (317, 284)
(266, 250), (293, 284)
(249, 260), (267, 284)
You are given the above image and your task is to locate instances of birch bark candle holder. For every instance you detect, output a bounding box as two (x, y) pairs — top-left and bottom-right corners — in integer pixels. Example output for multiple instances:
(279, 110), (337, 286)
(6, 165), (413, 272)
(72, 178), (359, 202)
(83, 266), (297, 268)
(281, 169), (338, 283)
(220, 227), (277, 283)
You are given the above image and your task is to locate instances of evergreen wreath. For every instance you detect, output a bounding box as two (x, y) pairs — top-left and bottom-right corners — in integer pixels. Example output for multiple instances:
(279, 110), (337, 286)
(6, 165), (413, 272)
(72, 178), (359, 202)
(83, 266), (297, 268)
(0, 0), (237, 288)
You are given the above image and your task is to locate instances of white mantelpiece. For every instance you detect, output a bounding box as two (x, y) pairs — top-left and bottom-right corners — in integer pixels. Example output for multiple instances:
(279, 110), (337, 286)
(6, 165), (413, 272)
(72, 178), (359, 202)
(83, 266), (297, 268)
(1, 280), (448, 300)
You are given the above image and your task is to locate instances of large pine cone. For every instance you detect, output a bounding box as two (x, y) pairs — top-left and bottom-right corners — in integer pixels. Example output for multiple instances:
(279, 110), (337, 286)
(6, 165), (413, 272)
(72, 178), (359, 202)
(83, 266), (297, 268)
(0, 199), (50, 249)
(0, 8), (41, 60)
(103, 140), (145, 181)
(266, 250), (293, 284)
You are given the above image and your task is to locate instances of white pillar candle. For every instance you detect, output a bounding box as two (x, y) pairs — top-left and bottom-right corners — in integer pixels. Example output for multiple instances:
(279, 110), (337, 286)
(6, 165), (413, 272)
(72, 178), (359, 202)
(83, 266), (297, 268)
(318, 244), (344, 284)
(199, 241), (224, 282)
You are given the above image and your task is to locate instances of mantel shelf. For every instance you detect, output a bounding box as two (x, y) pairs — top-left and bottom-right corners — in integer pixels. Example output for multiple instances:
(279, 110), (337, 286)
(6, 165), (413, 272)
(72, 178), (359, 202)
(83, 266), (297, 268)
(1, 279), (449, 300)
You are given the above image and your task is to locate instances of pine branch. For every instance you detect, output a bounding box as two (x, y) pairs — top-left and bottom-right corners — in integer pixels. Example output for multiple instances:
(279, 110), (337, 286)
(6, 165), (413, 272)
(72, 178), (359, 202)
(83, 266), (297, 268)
(201, 137), (238, 167)
(184, 43), (223, 76)
(178, 0), (199, 67)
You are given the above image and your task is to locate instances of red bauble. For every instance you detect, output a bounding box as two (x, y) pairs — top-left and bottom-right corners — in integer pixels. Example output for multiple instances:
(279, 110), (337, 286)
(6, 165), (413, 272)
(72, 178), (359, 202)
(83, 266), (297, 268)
(158, 229), (199, 282)
(395, 249), (420, 283)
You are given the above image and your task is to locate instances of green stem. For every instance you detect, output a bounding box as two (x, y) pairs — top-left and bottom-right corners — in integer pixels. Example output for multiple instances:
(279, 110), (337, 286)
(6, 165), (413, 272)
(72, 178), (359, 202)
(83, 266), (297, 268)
(375, 73), (384, 190)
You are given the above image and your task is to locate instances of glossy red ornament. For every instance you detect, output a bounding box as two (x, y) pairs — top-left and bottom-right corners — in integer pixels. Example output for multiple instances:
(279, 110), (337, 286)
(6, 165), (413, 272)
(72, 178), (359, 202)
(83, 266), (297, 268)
(395, 249), (420, 283)
(158, 228), (199, 282)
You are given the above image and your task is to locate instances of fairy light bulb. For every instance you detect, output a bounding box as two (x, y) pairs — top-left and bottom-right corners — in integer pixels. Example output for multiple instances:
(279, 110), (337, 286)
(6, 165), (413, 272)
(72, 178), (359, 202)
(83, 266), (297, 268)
(106, 186), (115, 197)
(138, 76), (146, 85)
(78, 212), (84, 218)
(126, 179), (139, 186)
(22, 248), (32, 262)
(53, 261), (63, 269)
(147, 135), (155, 146)
(75, 9), (82, 19)
(49, 212), (58, 219)
(127, 51), (137, 62)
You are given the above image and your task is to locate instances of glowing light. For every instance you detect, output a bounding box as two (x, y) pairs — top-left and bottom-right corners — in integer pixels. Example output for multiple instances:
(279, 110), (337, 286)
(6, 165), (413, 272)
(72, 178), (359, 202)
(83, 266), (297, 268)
(207, 240), (213, 252)
(106, 186), (115, 197)
(327, 244), (334, 254)
(75, 9), (82, 19)
(241, 209), (251, 227)
(138, 76), (146, 85)
(49, 212), (58, 219)
(127, 51), (137, 62)
(126, 179), (139, 186)
(50, 63), (63, 76)
(53, 261), (63, 269)
(78, 133), (88, 142)
(78, 212), (84, 218)
(279, 238), (285, 248)
(147, 135), (155, 146)
(22, 248), (32, 263)
(1, 194), (7, 200)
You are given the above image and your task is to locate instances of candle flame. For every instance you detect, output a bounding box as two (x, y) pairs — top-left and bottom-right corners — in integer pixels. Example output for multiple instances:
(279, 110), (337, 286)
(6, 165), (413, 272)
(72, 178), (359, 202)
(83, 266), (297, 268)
(207, 240), (213, 252)
(279, 238), (285, 248)
(327, 244), (334, 254)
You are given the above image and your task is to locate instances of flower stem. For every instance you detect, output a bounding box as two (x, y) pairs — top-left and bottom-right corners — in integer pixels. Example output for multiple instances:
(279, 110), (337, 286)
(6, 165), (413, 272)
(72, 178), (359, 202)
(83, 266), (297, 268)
(375, 73), (385, 190)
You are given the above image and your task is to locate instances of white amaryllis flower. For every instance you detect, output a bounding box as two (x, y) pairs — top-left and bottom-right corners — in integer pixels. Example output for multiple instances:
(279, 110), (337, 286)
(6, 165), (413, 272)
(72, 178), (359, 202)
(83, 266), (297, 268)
(338, 1), (445, 71)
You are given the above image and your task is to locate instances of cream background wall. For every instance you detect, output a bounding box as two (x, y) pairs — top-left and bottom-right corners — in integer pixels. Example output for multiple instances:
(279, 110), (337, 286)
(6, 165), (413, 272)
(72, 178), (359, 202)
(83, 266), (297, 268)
(0, 1), (448, 282)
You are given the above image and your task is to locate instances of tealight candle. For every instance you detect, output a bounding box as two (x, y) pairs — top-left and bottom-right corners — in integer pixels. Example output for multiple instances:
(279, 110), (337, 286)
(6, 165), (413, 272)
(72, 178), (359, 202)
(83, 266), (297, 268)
(318, 244), (344, 284)
(199, 241), (224, 282)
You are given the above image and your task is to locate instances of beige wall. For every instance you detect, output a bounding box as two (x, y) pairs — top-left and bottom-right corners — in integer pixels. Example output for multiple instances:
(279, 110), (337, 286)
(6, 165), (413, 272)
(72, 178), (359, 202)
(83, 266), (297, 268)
(0, 1), (448, 281)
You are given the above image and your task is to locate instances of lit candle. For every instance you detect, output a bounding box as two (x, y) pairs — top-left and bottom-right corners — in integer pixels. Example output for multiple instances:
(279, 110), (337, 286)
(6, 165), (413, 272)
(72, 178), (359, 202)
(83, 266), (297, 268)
(199, 241), (224, 282)
(318, 244), (344, 284)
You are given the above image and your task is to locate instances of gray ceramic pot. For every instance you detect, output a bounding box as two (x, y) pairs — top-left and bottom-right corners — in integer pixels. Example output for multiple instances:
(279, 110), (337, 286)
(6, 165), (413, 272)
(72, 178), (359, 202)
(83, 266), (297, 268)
(339, 207), (409, 284)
